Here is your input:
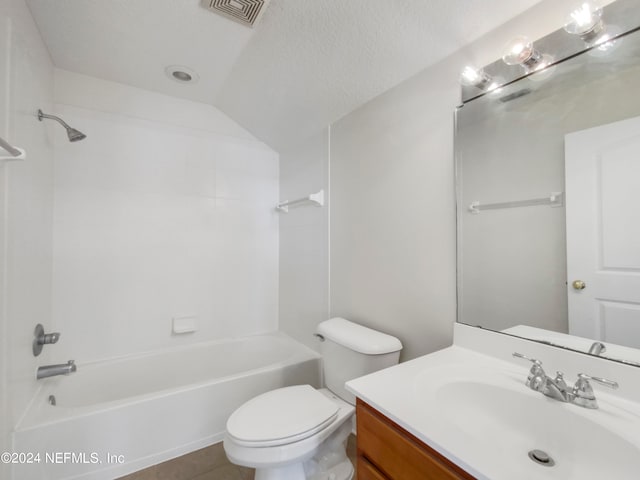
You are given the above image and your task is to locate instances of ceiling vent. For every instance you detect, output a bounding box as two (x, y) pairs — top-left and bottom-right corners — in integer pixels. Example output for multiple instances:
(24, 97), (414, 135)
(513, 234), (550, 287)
(202, 0), (271, 28)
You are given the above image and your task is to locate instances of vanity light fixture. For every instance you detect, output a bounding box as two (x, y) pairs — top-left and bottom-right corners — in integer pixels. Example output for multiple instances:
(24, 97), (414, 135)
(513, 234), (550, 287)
(588, 24), (624, 55)
(564, 1), (622, 54)
(460, 66), (491, 88)
(460, 66), (503, 92)
(502, 35), (555, 77)
(502, 36), (544, 71)
(564, 1), (604, 42)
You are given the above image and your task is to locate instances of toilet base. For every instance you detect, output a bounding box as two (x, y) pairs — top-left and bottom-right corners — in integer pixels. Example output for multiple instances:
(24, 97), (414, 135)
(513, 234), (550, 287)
(254, 461), (352, 480)
(253, 419), (354, 480)
(305, 458), (353, 480)
(255, 463), (306, 480)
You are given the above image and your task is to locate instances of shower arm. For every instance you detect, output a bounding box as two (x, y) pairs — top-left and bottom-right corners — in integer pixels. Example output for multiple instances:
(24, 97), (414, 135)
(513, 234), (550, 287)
(38, 110), (72, 130)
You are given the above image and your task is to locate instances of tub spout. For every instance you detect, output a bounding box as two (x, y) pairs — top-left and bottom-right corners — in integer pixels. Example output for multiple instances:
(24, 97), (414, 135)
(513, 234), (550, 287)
(37, 360), (77, 380)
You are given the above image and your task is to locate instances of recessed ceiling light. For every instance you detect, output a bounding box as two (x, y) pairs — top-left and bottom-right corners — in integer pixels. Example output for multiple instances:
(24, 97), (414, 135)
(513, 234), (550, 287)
(165, 65), (199, 84)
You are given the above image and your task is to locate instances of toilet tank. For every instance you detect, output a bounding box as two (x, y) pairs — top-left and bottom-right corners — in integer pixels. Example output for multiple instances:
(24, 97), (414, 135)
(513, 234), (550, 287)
(317, 318), (402, 405)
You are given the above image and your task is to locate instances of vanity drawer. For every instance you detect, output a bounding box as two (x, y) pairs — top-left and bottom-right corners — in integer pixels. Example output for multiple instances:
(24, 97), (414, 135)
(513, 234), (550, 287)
(356, 399), (475, 480)
(357, 456), (389, 480)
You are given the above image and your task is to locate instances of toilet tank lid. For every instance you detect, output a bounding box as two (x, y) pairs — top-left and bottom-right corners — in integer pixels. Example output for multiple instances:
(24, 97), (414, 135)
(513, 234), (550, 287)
(317, 318), (402, 355)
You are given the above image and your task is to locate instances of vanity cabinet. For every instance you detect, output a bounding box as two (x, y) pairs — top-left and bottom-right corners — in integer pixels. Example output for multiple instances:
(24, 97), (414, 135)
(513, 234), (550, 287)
(356, 399), (475, 480)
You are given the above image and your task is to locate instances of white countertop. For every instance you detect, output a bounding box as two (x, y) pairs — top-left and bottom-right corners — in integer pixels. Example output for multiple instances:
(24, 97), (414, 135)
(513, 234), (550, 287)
(345, 344), (640, 480)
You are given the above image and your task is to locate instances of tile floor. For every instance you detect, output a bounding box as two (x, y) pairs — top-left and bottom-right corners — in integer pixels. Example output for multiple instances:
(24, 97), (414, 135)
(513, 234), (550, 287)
(118, 434), (358, 480)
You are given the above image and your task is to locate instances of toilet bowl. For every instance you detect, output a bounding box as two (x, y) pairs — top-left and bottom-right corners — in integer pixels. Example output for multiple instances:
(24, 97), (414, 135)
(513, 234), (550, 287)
(224, 387), (354, 480)
(223, 318), (402, 480)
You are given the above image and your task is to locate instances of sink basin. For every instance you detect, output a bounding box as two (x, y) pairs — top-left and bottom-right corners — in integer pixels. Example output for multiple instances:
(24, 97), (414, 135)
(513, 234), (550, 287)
(347, 346), (640, 480)
(413, 364), (640, 479)
(436, 380), (639, 479)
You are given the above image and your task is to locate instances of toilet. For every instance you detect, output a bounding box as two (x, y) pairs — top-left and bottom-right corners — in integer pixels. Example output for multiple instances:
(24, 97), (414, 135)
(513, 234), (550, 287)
(223, 317), (402, 480)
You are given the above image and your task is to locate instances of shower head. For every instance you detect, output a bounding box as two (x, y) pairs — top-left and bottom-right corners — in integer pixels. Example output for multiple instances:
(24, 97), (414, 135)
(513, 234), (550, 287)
(66, 127), (87, 142)
(38, 109), (87, 142)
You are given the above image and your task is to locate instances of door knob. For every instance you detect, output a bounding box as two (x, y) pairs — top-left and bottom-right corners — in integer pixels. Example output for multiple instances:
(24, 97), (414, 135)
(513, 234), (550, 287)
(572, 280), (586, 290)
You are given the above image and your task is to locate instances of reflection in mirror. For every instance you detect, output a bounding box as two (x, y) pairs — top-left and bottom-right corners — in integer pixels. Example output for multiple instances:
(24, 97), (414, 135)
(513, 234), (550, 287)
(455, 15), (640, 366)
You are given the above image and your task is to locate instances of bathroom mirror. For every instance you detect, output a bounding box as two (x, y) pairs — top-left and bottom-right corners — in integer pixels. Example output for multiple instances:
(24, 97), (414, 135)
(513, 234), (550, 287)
(455, 18), (640, 366)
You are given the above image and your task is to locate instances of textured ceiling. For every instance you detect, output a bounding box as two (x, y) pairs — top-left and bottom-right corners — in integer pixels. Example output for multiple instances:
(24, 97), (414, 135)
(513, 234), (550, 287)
(26, 0), (544, 150)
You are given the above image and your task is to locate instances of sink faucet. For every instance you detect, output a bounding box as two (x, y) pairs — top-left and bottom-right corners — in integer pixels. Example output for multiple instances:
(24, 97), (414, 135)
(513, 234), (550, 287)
(512, 353), (569, 401)
(37, 360), (77, 380)
(542, 371), (570, 402)
(588, 342), (606, 356)
(512, 353), (618, 409)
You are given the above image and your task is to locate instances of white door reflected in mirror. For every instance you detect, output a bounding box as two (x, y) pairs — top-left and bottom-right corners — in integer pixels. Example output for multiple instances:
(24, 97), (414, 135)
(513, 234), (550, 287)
(565, 115), (640, 348)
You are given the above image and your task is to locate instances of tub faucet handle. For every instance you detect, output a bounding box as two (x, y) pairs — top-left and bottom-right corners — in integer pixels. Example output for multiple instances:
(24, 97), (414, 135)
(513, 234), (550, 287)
(33, 324), (61, 357)
(42, 332), (60, 344)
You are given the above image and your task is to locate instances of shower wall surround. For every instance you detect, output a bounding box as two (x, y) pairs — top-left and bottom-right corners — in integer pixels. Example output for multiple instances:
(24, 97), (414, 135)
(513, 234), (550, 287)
(0, 3), (8, 465)
(51, 70), (279, 363)
(0, 0), (55, 466)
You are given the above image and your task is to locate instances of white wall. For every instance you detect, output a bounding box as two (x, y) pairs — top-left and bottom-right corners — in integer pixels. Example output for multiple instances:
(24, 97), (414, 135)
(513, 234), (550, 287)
(278, 129), (329, 351)
(457, 103), (568, 333)
(51, 70), (279, 363)
(329, 71), (458, 362)
(0, 0), (54, 465)
(327, 0), (588, 361)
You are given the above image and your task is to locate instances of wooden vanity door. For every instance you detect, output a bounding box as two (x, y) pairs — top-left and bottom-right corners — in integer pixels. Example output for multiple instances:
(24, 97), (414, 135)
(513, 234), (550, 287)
(356, 399), (475, 480)
(357, 457), (390, 480)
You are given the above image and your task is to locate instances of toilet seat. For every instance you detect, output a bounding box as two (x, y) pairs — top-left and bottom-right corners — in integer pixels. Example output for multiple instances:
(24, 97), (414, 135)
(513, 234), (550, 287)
(226, 385), (339, 447)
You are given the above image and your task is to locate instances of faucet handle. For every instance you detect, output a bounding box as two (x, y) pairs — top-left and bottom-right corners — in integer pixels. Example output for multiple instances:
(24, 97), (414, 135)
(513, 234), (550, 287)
(512, 352), (542, 366)
(572, 373), (618, 409)
(576, 373), (618, 390)
(512, 352), (544, 373)
(513, 353), (546, 390)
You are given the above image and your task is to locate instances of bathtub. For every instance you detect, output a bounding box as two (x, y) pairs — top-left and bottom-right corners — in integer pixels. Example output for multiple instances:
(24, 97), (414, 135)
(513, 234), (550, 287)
(12, 333), (321, 480)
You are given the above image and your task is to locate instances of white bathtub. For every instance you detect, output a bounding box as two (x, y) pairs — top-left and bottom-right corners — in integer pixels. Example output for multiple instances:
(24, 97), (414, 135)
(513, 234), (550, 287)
(12, 333), (321, 480)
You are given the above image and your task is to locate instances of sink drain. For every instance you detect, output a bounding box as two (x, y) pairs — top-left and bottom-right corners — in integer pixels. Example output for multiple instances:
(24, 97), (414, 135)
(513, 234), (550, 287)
(528, 449), (555, 467)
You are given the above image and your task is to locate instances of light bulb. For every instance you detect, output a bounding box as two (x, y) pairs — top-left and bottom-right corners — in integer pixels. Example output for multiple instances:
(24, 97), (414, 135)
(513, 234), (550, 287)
(564, 1), (603, 37)
(502, 36), (542, 70)
(460, 66), (492, 88)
